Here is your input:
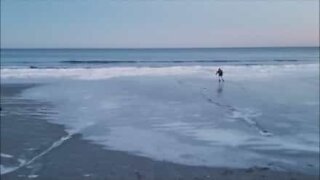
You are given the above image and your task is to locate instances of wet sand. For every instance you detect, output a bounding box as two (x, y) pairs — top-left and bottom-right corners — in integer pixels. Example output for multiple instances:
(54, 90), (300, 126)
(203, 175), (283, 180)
(1, 83), (319, 180)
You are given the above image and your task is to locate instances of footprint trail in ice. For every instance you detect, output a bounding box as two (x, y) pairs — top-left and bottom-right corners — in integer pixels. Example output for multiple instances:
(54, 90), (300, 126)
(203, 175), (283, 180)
(177, 79), (272, 137)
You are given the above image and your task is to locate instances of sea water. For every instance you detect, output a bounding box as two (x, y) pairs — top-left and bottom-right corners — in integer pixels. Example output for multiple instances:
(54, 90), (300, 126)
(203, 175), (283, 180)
(1, 47), (319, 68)
(1, 47), (319, 175)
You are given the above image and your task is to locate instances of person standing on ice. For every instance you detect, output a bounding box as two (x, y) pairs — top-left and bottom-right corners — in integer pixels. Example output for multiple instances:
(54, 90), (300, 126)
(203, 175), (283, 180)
(216, 68), (224, 82)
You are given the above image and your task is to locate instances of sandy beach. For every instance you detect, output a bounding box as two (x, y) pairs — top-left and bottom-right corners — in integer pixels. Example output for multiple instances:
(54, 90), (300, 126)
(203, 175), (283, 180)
(1, 82), (318, 180)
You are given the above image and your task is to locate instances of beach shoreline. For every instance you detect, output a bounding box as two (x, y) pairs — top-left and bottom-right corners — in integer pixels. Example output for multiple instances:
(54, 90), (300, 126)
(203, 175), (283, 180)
(1, 83), (319, 180)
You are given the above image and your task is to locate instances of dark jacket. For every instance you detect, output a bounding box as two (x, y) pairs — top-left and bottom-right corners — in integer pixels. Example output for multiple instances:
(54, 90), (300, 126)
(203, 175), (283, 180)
(216, 69), (223, 76)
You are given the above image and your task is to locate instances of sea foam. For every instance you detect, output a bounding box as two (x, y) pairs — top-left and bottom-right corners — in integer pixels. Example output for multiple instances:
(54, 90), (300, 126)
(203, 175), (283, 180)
(1, 64), (318, 81)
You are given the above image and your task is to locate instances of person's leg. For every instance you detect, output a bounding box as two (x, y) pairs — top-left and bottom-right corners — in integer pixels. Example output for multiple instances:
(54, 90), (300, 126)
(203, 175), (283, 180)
(219, 76), (223, 82)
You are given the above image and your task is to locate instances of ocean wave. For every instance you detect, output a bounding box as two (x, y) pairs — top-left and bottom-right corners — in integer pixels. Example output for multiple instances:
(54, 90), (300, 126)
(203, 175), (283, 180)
(61, 59), (301, 65)
(1, 64), (318, 81)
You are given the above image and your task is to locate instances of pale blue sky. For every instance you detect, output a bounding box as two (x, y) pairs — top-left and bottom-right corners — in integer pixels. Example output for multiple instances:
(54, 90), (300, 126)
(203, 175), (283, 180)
(1, 0), (319, 48)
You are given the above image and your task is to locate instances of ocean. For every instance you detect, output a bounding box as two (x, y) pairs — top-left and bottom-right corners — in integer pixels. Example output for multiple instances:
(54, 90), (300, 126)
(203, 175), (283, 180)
(1, 47), (319, 177)
(1, 47), (319, 68)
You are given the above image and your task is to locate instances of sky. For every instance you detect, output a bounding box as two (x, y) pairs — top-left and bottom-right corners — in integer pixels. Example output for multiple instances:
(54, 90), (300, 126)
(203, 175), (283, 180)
(1, 0), (319, 48)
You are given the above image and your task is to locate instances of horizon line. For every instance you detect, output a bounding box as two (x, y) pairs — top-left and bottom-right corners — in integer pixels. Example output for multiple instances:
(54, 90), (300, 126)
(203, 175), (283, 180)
(1, 45), (319, 50)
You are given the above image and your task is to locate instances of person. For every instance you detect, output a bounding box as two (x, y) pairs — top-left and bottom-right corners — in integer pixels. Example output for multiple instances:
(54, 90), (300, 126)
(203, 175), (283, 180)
(216, 68), (224, 82)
